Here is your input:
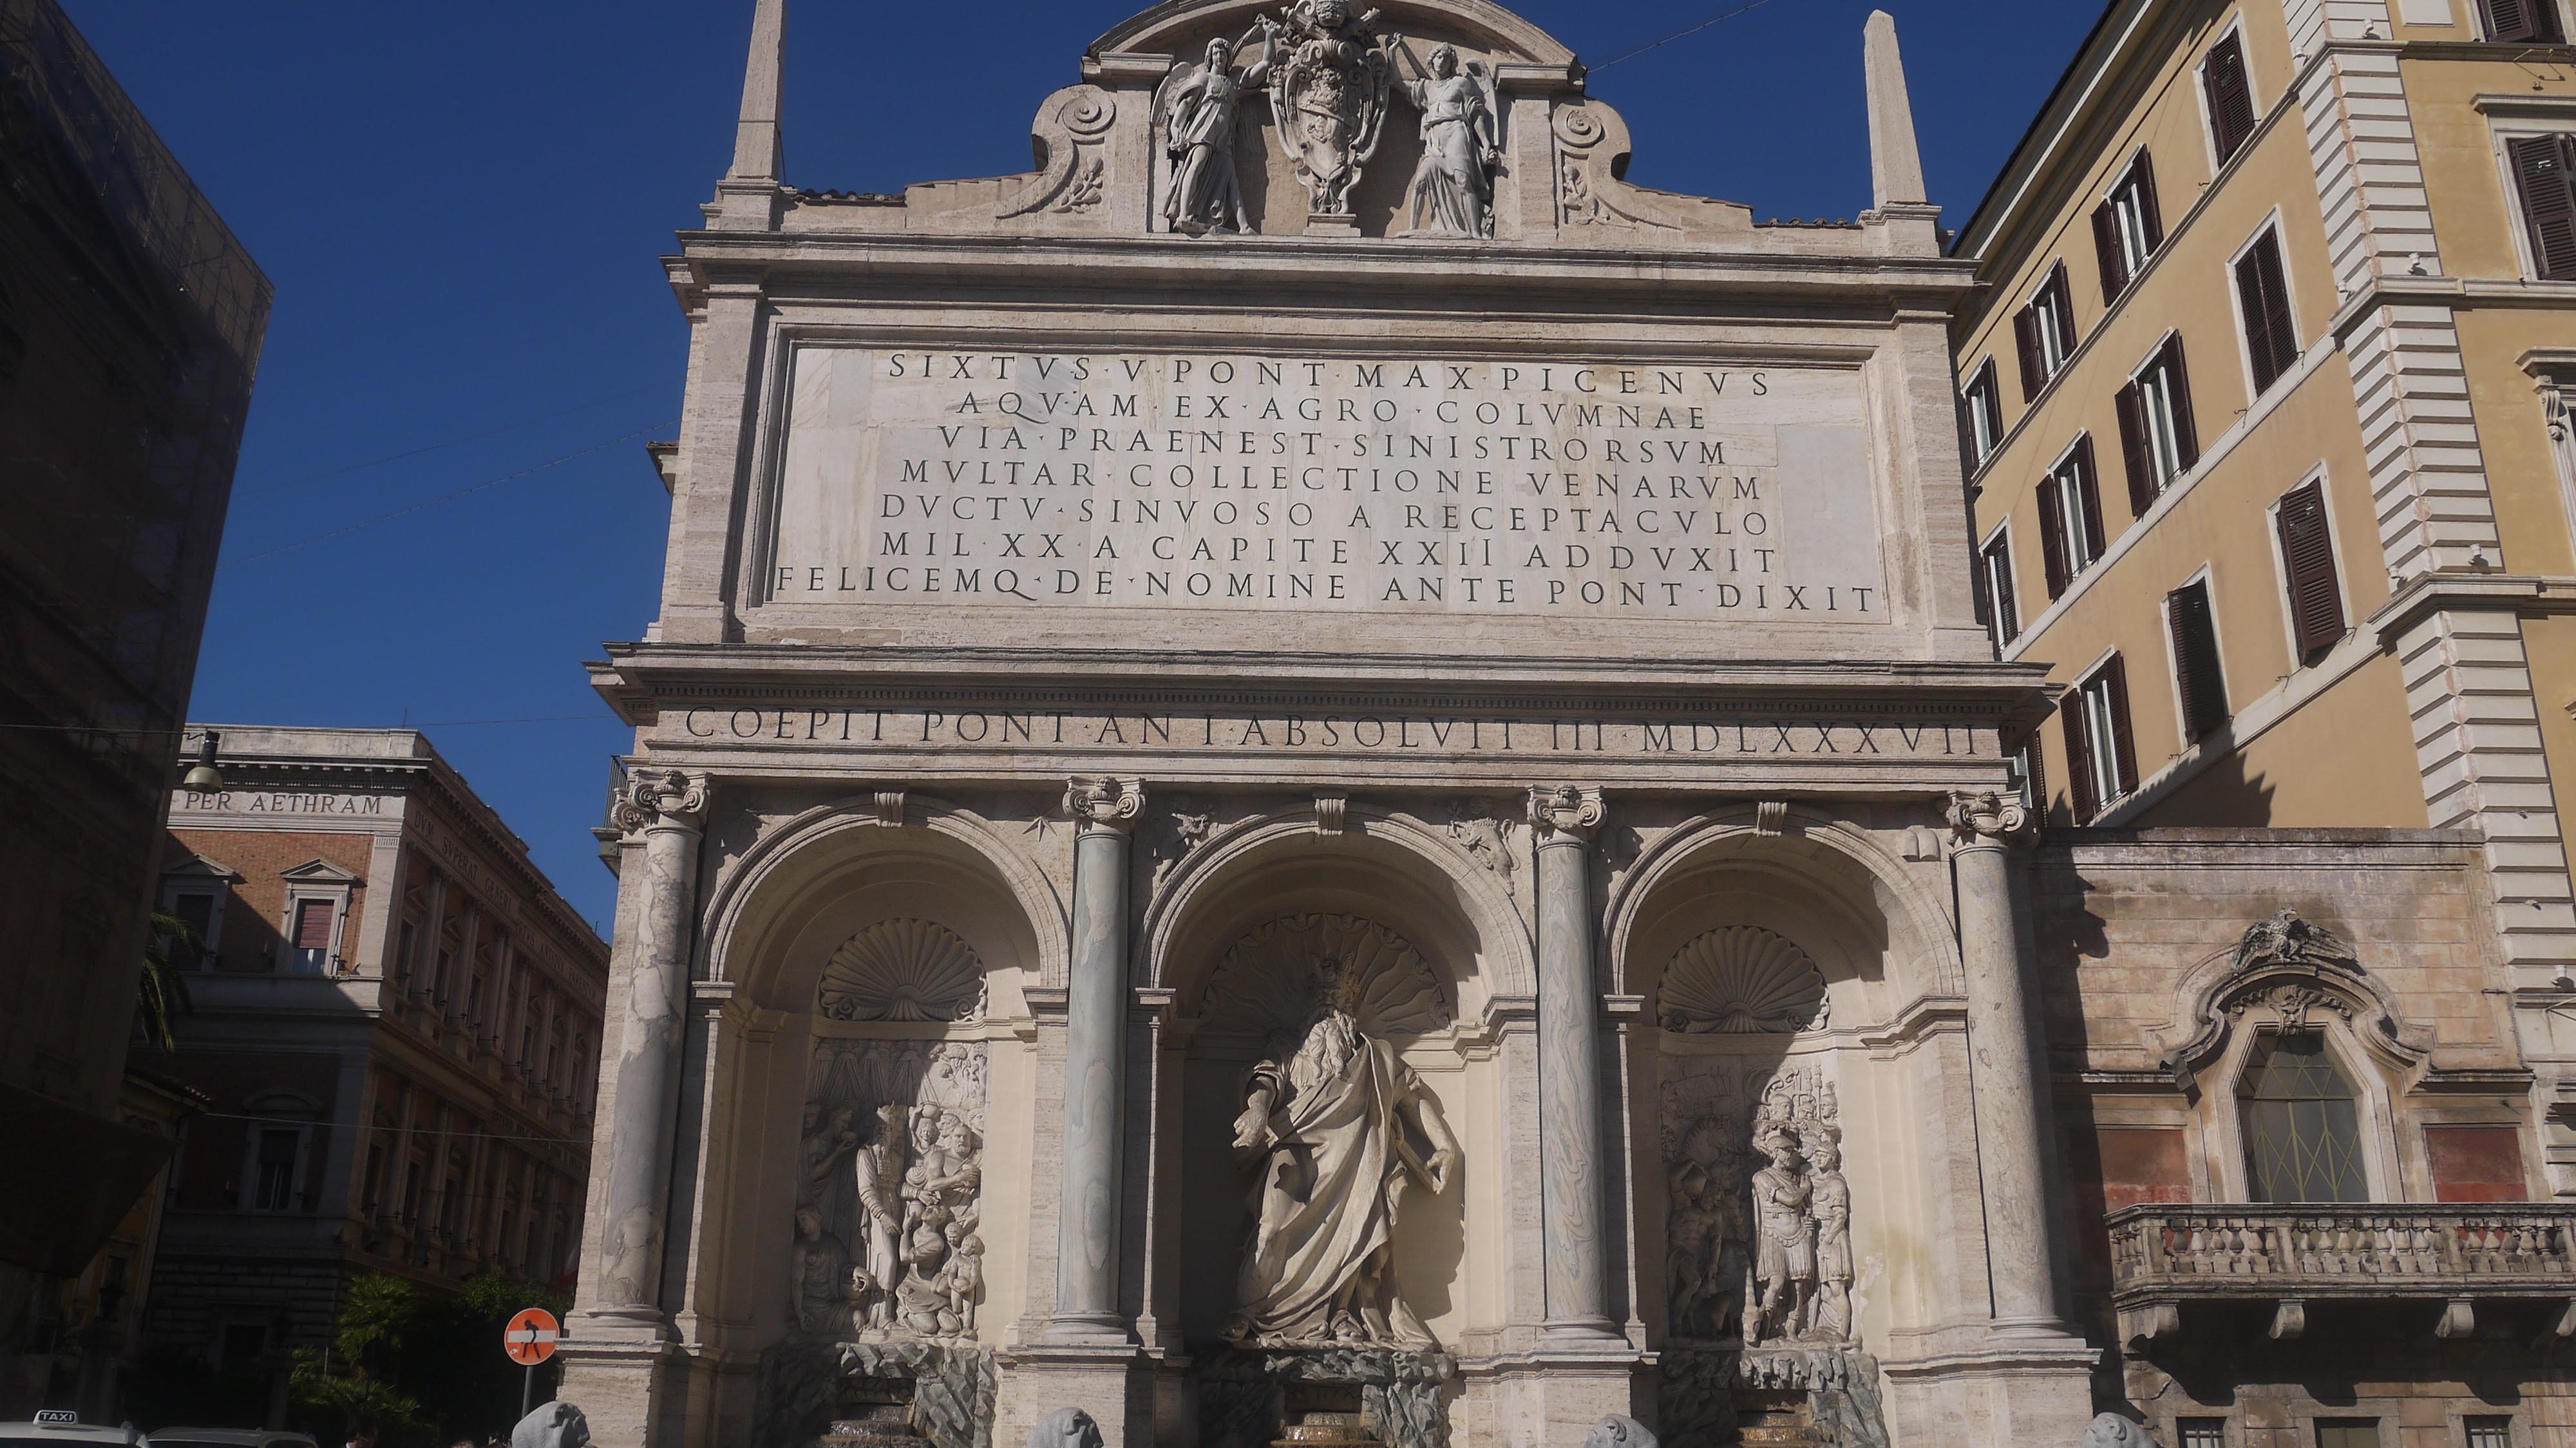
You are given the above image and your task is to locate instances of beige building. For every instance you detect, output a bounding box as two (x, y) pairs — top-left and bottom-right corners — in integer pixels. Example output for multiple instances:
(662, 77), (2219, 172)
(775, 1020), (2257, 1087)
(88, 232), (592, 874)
(1955, 0), (2576, 1438)
(140, 728), (606, 1408)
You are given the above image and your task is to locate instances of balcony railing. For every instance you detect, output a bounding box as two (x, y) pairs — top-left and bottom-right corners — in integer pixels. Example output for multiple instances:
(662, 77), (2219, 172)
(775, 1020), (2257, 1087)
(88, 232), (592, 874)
(2107, 1203), (2576, 1342)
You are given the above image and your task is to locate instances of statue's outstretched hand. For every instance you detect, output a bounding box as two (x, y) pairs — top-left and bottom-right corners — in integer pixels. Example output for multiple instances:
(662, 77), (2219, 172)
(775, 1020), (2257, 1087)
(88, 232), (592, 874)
(1425, 1147), (1457, 1192)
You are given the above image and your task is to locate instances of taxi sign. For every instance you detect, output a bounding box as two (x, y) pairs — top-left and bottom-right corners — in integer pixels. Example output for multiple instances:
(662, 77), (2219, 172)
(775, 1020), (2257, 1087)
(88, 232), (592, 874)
(503, 1307), (560, 1366)
(33, 1413), (79, 1425)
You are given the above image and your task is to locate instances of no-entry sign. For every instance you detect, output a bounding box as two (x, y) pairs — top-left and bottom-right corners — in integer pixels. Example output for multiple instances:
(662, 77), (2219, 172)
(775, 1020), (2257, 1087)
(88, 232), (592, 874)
(503, 1308), (560, 1366)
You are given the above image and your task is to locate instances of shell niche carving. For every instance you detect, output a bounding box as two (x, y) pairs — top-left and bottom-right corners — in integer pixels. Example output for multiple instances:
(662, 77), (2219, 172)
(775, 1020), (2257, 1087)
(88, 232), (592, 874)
(815, 919), (987, 1023)
(1658, 927), (1829, 1035)
(1201, 913), (1451, 1043)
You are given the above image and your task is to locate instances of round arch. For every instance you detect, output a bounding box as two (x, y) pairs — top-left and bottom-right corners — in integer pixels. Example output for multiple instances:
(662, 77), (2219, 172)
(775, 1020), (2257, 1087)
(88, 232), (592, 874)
(1605, 806), (1962, 1011)
(697, 794), (1068, 1013)
(1139, 804), (1535, 1018)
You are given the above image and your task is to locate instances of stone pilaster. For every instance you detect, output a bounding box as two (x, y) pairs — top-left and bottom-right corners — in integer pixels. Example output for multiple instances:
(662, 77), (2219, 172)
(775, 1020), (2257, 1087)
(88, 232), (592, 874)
(1943, 790), (2060, 1335)
(1047, 776), (1144, 1344)
(1526, 785), (1618, 1344)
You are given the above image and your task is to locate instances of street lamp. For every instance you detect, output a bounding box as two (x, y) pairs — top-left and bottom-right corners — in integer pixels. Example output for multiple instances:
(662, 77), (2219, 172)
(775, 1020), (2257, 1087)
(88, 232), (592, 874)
(181, 730), (223, 792)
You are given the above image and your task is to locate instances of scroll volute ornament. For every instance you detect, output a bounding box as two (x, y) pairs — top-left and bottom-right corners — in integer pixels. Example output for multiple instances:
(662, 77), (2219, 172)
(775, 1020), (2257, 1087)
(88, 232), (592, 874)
(1943, 789), (2032, 849)
(612, 768), (710, 839)
(1063, 776), (1145, 830)
(1528, 785), (1605, 844)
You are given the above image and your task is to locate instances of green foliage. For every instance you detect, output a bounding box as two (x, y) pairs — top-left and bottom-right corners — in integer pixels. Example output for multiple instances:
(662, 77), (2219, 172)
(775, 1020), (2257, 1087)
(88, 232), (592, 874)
(282, 1270), (571, 1448)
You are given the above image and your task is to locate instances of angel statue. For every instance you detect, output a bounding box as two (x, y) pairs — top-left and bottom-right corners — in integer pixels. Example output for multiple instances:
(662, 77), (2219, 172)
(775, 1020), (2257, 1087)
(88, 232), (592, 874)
(1218, 964), (1461, 1347)
(1158, 26), (1278, 236)
(1392, 41), (1499, 238)
(1267, 0), (1395, 218)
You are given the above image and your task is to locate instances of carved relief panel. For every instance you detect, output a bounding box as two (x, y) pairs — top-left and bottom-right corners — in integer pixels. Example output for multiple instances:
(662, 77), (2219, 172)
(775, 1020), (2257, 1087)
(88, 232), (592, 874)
(1661, 1060), (1852, 1349)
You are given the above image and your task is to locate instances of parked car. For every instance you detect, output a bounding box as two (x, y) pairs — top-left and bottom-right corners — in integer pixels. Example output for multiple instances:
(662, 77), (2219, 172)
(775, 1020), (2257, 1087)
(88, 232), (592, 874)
(0, 1413), (144, 1447)
(146, 1431), (315, 1448)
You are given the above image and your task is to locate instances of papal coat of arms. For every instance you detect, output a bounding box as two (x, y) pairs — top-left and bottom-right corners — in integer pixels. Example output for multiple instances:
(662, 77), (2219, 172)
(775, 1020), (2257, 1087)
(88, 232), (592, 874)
(1266, 0), (1394, 219)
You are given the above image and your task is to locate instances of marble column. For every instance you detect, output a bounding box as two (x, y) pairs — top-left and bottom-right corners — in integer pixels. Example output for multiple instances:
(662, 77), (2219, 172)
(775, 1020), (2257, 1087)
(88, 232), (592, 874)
(1528, 785), (1618, 1342)
(1047, 776), (1144, 1342)
(1946, 790), (2064, 1333)
(593, 769), (710, 1322)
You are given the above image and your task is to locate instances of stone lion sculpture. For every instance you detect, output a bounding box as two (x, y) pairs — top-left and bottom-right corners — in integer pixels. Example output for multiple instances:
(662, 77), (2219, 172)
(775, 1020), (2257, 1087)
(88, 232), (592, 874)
(2081, 1414), (2159, 1448)
(1027, 1408), (1103, 1448)
(510, 1401), (591, 1448)
(1586, 1416), (1658, 1448)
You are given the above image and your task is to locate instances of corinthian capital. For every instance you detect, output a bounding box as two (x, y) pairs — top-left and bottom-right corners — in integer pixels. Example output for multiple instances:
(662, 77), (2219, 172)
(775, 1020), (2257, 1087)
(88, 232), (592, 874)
(614, 768), (712, 839)
(1527, 785), (1605, 844)
(1064, 776), (1146, 834)
(1944, 790), (2034, 850)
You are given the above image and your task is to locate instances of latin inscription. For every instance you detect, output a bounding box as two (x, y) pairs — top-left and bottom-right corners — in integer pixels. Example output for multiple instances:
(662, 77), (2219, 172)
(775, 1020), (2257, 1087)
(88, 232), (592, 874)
(768, 349), (1886, 620)
(174, 789), (385, 816)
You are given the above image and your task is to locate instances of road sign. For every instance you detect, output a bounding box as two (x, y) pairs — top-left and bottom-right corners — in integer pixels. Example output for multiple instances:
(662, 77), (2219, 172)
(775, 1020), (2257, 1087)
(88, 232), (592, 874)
(503, 1307), (560, 1366)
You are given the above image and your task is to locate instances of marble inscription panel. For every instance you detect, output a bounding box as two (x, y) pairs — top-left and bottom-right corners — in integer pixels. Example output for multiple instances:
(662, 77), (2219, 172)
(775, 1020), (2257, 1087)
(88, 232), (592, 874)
(766, 348), (1886, 621)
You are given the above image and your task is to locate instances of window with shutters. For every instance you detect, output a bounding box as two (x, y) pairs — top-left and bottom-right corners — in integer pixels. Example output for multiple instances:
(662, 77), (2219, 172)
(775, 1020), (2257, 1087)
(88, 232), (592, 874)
(252, 1129), (301, 1212)
(2062, 654), (2140, 823)
(2012, 264), (2079, 400)
(2036, 437), (2107, 599)
(2507, 133), (2576, 280)
(289, 896), (337, 975)
(1976, 526), (2019, 653)
(1961, 361), (2003, 469)
(2117, 336), (2201, 518)
(2201, 30), (2259, 167)
(2273, 477), (2347, 665)
(2235, 226), (2300, 394)
(2092, 149), (2165, 303)
(2007, 739), (2045, 814)
(2166, 578), (2229, 744)
(2481, 0), (2566, 43)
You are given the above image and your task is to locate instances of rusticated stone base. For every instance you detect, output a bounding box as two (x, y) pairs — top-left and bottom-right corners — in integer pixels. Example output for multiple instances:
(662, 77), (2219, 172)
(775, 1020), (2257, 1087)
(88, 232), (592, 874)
(1656, 1347), (1889, 1448)
(1193, 1346), (1455, 1448)
(753, 1335), (998, 1448)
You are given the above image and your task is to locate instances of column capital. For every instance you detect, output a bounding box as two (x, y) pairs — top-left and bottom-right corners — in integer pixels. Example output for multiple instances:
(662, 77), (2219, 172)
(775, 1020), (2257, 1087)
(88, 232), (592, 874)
(614, 769), (711, 841)
(1526, 785), (1605, 845)
(1064, 776), (1146, 835)
(1945, 789), (2035, 852)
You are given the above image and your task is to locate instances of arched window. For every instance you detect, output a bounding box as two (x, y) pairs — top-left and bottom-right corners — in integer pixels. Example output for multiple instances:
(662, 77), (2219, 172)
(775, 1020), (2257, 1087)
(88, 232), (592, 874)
(2239, 1031), (2368, 1203)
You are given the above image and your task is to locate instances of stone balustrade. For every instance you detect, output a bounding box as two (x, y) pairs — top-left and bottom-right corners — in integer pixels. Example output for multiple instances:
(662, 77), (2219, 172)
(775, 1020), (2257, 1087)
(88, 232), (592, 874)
(2107, 1203), (2576, 1342)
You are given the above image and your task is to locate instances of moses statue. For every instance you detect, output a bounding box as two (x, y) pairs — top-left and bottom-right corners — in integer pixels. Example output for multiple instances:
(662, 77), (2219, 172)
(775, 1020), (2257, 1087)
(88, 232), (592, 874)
(1219, 972), (1460, 1347)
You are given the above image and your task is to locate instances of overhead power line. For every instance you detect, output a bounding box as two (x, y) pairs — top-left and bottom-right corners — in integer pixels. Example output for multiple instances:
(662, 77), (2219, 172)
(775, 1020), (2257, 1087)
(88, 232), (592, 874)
(1593, 0), (1788, 72)
(242, 382), (673, 497)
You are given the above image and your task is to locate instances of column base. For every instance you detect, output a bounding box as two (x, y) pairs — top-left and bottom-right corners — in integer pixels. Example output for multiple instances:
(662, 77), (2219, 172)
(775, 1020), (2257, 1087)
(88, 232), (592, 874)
(995, 1342), (1152, 1448)
(1457, 1348), (1643, 1448)
(556, 1338), (679, 1448)
(1879, 1333), (2098, 1448)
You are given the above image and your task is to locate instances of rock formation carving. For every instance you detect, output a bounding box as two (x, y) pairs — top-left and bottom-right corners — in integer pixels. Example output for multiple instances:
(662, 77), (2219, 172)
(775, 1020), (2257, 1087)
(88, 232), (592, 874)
(1026, 1409), (1103, 1448)
(1658, 927), (1830, 1034)
(799, 1038), (988, 1340)
(1212, 917), (1461, 1347)
(1662, 1063), (1852, 1348)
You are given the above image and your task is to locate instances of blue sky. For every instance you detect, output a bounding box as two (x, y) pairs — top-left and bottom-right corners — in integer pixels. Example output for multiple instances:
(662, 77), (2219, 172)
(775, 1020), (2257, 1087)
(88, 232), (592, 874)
(62, 0), (2101, 933)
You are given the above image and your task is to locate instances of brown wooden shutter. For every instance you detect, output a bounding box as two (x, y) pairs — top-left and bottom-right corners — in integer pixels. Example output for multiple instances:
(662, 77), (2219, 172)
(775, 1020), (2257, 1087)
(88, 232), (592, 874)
(2020, 734), (2047, 813)
(2276, 480), (2346, 662)
(2072, 435), (2108, 560)
(2511, 135), (2576, 281)
(2162, 336), (2201, 469)
(2237, 231), (2298, 392)
(2037, 479), (2070, 598)
(2104, 654), (2141, 795)
(2061, 705), (2099, 824)
(2116, 381), (2155, 518)
(2136, 151), (2165, 252)
(1987, 537), (2018, 642)
(2014, 305), (2043, 401)
(295, 899), (334, 950)
(2484, 0), (2563, 43)
(2093, 200), (2129, 304)
(2205, 33), (2257, 164)
(2168, 582), (2228, 743)
(2047, 263), (2079, 357)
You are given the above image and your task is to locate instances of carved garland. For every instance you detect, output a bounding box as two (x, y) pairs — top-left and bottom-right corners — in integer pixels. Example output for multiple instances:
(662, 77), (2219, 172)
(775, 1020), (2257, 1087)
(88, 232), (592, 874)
(817, 919), (989, 1024)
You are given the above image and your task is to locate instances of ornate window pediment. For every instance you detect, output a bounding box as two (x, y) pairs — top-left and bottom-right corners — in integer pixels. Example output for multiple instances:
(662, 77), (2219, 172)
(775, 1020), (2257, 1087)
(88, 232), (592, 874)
(2161, 909), (2429, 1089)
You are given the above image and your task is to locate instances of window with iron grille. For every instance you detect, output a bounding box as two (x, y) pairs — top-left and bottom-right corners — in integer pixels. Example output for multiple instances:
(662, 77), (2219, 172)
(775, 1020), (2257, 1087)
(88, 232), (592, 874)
(2178, 1421), (2228, 1448)
(2242, 1033), (2369, 1204)
(2465, 1416), (2515, 1448)
(2203, 32), (2259, 166)
(2236, 228), (2299, 394)
(2093, 150), (2165, 302)
(2117, 336), (2201, 517)
(2036, 438), (2106, 598)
